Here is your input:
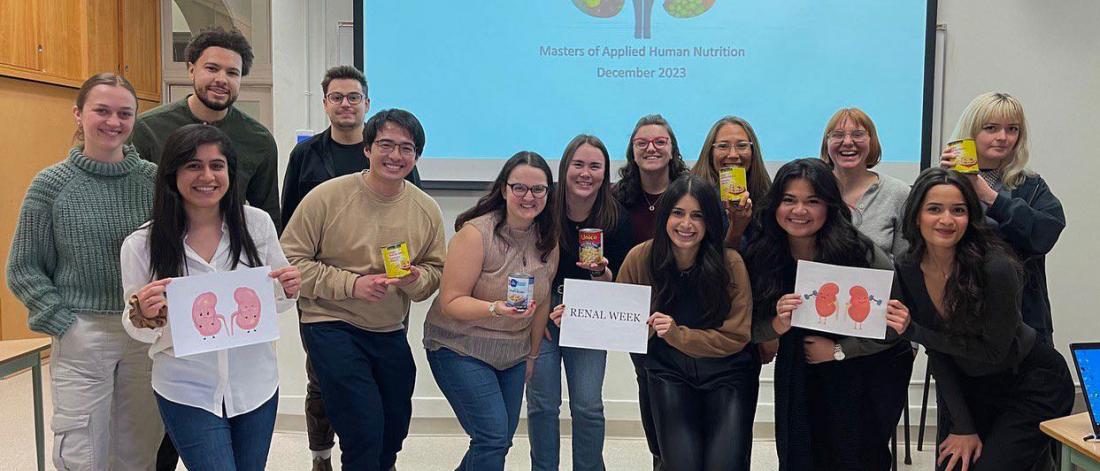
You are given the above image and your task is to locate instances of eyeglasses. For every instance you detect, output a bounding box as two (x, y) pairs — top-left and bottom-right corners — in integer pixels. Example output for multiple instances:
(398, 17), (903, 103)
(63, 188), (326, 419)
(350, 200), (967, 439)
(373, 139), (417, 157)
(712, 141), (754, 154)
(507, 182), (549, 198)
(632, 137), (670, 150)
(827, 130), (869, 142)
(324, 92), (365, 105)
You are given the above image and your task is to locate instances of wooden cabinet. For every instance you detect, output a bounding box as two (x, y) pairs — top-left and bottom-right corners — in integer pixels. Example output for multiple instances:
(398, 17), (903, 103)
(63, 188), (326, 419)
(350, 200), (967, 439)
(0, 0), (161, 101)
(120, 0), (161, 100)
(0, 0), (40, 71)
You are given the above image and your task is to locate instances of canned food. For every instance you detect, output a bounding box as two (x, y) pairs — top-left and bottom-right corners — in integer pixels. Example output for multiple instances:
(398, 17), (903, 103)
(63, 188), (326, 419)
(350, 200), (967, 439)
(506, 273), (535, 311)
(719, 166), (748, 202)
(948, 139), (979, 174)
(578, 228), (604, 265)
(381, 242), (412, 278)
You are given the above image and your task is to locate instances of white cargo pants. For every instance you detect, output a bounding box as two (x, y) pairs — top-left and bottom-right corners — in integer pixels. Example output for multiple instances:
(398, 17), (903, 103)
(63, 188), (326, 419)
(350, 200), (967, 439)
(49, 313), (162, 470)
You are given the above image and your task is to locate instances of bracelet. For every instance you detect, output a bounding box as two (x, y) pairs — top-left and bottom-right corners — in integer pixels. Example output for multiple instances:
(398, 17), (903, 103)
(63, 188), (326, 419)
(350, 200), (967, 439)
(589, 268), (607, 278)
(526, 353), (539, 361)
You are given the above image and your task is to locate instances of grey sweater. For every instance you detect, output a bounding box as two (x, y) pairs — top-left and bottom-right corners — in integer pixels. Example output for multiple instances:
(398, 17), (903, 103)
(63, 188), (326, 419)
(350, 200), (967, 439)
(851, 172), (910, 260)
(6, 146), (156, 336)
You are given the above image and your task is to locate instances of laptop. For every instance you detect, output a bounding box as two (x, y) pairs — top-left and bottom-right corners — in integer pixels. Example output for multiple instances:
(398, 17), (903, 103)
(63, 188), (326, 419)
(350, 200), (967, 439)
(1069, 342), (1100, 440)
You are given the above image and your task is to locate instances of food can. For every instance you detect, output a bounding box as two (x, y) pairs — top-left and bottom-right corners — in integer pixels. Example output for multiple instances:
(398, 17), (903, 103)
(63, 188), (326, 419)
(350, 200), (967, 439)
(381, 242), (412, 278)
(506, 273), (535, 311)
(949, 138), (979, 174)
(578, 228), (604, 265)
(719, 166), (748, 202)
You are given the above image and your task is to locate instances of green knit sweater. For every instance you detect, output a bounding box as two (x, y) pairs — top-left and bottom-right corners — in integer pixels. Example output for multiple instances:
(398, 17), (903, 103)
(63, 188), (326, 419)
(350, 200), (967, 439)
(6, 146), (156, 336)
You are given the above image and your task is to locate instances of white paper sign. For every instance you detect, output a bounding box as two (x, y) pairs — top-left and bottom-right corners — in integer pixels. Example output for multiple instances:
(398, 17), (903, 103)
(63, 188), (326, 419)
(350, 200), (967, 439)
(165, 266), (279, 357)
(792, 260), (894, 340)
(559, 279), (651, 353)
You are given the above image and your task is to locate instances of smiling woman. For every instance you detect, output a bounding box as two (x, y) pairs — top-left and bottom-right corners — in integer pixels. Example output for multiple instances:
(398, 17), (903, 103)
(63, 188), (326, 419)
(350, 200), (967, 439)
(422, 151), (559, 471)
(6, 73), (164, 470)
(743, 159), (913, 470)
(615, 174), (755, 470)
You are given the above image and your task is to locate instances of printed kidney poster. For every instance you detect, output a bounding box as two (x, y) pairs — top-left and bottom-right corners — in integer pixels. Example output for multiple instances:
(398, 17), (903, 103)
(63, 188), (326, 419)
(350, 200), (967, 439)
(792, 260), (894, 340)
(165, 266), (280, 357)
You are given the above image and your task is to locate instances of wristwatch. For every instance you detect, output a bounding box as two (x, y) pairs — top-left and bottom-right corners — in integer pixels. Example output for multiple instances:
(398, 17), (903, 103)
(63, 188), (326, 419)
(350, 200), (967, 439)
(488, 301), (500, 317)
(833, 343), (846, 361)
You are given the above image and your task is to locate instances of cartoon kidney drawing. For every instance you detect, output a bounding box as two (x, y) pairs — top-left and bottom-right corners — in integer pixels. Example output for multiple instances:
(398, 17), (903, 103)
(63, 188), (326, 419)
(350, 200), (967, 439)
(231, 287), (262, 334)
(192, 292), (226, 339)
(846, 285), (885, 330)
(804, 282), (839, 324)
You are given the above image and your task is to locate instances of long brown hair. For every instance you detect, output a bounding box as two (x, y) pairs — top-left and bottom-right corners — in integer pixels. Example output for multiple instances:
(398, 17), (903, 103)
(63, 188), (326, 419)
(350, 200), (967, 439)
(455, 151), (557, 262)
(553, 134), (622, 256)
(614, 114), (689, 206)
(73, 73), (138, 144)
(690, 115), (772, 198)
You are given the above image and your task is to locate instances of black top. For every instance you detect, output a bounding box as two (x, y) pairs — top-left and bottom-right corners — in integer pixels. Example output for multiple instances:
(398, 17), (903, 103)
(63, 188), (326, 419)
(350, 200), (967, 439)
(331, 140), (367, 176)
(985, 174), (1064, 338)
(552, 209), (634, 298)
(622, 191), (662, 248)
(895, 255), (1037, 434)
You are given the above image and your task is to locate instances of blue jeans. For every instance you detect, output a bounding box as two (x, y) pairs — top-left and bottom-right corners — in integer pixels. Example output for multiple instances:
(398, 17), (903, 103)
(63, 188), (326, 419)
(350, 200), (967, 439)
(526, 322), (607, 471)
(427, 347), (526, 471)
(155, 391), (277, 471)
(300, 322), (415, 471)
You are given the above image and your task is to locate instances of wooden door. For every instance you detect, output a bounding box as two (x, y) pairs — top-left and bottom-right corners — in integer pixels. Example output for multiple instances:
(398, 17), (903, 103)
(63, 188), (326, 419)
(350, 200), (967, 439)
(120, 0), (162, 101)
(0, 0), (40, 72)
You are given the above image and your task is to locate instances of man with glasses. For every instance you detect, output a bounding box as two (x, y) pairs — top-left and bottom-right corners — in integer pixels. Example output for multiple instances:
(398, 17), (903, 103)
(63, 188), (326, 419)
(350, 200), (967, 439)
(281, 108), (445, 471)
(282, 65), (421, 227)
(284, 65), (426, 471)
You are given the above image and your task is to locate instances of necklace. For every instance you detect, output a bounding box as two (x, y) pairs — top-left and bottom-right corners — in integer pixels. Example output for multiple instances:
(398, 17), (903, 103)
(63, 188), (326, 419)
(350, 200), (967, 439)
(922, 257), (952, 280)
(643, 192), (660, 211)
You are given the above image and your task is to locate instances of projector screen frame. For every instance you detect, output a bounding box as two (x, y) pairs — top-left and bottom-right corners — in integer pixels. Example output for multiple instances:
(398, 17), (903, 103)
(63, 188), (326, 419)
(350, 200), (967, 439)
(354, 0), (939, 190)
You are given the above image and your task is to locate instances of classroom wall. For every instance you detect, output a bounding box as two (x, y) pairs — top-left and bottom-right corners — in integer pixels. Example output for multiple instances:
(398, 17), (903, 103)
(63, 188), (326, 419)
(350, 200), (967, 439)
(270, 0), (1100, 431)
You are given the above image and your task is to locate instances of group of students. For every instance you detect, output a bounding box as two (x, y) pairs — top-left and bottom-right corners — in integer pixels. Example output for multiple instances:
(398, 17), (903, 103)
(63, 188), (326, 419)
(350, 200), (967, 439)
(4, 26), (1075, 471)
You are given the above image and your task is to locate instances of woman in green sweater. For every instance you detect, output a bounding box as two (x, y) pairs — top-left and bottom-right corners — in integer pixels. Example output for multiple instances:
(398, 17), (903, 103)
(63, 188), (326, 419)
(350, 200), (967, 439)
(6, 73), (163, 470)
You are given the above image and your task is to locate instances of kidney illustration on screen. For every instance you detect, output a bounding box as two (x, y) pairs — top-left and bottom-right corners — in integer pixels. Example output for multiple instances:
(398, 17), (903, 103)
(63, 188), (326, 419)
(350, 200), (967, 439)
(572, 0), (716, 39)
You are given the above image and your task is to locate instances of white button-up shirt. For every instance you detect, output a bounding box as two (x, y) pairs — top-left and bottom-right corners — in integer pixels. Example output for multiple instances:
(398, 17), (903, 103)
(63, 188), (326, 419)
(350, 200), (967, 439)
(121, 206), (295, 418)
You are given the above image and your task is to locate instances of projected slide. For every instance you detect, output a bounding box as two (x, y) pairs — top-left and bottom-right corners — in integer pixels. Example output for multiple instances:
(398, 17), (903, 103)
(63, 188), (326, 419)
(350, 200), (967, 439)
(361, 1), (932, 181)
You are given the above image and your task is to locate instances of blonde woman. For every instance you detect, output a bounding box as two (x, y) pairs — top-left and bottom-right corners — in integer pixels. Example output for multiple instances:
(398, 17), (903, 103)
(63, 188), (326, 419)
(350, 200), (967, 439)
(939, 92), (1064, 346)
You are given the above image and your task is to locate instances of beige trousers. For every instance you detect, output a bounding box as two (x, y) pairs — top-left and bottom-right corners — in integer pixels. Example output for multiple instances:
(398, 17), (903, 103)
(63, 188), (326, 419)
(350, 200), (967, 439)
(49, 313), (162, 470)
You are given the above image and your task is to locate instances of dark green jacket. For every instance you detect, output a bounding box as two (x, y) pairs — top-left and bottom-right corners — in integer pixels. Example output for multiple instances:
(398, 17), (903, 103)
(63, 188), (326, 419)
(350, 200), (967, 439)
(131, 96), (282, 230)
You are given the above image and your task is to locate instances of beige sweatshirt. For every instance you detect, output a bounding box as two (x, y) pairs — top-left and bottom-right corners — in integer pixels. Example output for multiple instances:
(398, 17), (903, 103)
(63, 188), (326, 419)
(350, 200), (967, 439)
(280, 172), (446, 332)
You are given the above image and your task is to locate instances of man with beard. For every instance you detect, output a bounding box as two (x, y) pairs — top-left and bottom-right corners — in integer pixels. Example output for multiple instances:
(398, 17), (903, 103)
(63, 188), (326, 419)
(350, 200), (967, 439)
(281, 65), (421, 225)
(131, 26), (281, 230)
(280, 66), (421, 471)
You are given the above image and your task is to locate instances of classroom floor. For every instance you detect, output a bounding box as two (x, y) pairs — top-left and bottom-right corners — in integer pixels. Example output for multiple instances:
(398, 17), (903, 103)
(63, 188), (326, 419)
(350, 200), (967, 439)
(1, 364), (937, 470)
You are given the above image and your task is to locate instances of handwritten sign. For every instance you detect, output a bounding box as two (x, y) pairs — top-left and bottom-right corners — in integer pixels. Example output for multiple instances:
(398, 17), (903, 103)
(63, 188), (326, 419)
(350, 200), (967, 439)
(559, 279), (650, 353)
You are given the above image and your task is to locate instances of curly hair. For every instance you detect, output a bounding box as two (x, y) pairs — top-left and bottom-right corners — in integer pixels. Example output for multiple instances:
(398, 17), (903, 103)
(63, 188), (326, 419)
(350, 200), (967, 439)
(184, 27), (255, 76)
